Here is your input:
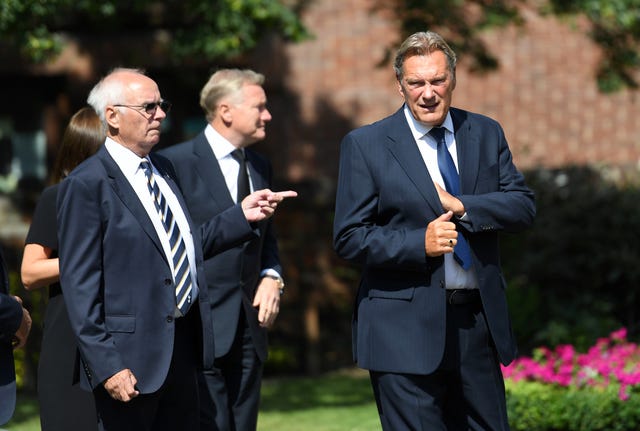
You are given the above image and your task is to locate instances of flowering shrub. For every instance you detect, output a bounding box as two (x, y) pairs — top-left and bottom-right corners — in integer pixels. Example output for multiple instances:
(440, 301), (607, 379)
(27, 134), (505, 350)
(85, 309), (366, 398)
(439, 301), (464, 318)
(502, 328), (640, 401)
(503, 329), (640, 431)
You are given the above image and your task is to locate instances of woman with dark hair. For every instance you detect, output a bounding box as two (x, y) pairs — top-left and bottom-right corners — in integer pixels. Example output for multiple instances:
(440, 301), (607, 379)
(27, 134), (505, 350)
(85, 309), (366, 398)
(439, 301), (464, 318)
(21, 106), (103, 430)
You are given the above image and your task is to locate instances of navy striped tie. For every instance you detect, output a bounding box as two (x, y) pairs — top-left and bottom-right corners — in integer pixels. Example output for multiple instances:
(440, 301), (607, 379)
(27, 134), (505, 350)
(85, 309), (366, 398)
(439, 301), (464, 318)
(140, 159), (195, 315)
(429, 127), (473, 270)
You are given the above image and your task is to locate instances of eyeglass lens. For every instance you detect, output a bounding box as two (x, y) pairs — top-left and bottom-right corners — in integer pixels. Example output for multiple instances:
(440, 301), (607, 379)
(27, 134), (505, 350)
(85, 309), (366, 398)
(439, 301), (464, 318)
(146, 100), (171, 114)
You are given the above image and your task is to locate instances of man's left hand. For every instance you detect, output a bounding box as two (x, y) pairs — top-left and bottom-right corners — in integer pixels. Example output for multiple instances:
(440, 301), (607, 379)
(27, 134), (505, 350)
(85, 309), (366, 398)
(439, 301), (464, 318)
(434, 183), (465, 216)
(252, 277), (281, 328)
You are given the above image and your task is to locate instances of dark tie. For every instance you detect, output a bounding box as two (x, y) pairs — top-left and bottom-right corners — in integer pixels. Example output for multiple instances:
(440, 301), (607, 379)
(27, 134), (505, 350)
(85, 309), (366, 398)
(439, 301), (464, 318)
(231, 149), (250, 202)
(140, 159), (195, 315)
(429, 127), (472, 270)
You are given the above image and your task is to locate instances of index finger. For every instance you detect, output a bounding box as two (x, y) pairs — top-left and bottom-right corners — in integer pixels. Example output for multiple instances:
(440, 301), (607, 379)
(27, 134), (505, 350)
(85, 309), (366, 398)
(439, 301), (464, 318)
(274, 190), (298, 199)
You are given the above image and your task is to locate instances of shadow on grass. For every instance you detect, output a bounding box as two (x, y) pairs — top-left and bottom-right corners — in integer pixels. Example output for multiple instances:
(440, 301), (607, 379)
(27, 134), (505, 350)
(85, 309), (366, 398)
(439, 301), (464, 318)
(260, 368), (375, 412)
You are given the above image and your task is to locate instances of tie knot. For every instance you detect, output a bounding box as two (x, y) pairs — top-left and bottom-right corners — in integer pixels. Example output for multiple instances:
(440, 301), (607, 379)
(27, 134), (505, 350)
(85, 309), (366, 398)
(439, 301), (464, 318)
(140, 159), (152, 175)
(231, 149), (245, 164)
(428, 127), (446, 144)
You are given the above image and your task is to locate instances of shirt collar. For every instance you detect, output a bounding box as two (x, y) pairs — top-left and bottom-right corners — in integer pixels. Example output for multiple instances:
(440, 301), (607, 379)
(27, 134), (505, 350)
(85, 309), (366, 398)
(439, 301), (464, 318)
(402, 104), (454, 140)
(105, 137), (149, 177)
(204, 124), (240, 161)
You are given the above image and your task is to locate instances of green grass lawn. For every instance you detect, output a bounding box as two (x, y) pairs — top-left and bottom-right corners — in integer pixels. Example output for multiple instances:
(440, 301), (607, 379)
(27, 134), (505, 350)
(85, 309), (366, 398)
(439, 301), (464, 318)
(258, 369), (382, 431)
(2, 369), (382, 431)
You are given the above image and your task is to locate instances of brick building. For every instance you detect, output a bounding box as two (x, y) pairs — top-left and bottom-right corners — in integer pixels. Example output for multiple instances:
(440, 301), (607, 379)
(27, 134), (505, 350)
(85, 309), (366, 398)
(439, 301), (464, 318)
(274, 0), (639, 180)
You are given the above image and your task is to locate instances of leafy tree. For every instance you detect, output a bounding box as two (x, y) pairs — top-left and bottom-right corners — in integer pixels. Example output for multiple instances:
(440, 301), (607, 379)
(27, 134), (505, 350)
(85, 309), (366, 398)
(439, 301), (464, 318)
(0, 0), (308, 63)
(376, 0), (640, 92)
(2, 0), (636, 91)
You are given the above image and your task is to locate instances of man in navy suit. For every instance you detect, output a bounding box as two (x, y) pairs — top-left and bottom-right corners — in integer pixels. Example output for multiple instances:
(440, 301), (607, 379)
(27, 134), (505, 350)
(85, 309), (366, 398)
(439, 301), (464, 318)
(333, 31), (535, 430)
(160, 69), (284, 431)
(0, 246), (31, 425)
(57, 68), (295, 431)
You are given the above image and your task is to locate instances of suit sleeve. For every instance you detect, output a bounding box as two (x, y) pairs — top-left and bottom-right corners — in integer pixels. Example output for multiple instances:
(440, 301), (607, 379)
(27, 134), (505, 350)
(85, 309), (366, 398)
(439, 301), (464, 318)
(154, 150), (257, 259)
(199, 205), (257, 260)
(57, 175), (125, 387)
(333, 132), (430, 270)
(258, 220), (281, 274)
(258, 161), (281, 273)
(458, 124), (535, 233)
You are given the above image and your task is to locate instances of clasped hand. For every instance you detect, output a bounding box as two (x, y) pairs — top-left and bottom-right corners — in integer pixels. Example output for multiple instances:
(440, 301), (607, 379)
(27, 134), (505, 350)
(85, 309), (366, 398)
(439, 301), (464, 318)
(104, 368), (139, 402)
(12, 296), (32, 349)
(425, 183), (465, 257)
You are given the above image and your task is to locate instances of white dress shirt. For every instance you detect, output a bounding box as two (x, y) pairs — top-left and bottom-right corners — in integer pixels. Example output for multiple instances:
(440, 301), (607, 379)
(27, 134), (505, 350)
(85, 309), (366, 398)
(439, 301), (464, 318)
(203, 124), (281, 280)
(105, 138), (199, 302)
(403, 106), (478, 290)
(204, 125), (253, 204)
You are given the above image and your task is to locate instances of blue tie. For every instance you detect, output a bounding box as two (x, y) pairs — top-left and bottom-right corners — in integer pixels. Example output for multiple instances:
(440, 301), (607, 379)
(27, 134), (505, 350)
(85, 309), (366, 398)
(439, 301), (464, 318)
(429, 127), (472, 270)
(140, 159), (196, 315)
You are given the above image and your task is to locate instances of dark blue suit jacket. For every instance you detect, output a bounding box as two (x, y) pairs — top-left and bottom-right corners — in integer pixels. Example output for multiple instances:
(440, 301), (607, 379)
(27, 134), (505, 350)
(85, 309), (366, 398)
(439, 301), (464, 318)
(333, 107), (535, 375)
(0, 247), (21, 425)
(160, 132), (280, 361)
(57, 146), (257, 392)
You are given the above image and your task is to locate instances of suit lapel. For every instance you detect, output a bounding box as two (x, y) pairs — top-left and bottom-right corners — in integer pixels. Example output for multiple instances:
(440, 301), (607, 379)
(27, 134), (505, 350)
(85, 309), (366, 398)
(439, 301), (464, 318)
(97, 148), (166, 260)
(193, 135), (235, 211)
(451, 108), (480, 194)
(385, 109), (443, 215)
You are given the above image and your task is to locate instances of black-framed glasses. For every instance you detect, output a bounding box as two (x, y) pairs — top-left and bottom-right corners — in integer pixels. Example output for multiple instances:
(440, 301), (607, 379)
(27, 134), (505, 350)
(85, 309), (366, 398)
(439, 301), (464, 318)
(113, 100), (172, 115)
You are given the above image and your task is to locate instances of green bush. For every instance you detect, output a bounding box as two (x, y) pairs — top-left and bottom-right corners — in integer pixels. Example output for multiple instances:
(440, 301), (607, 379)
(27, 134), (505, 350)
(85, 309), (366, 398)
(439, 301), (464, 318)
(501, 165), (640, 353)
(507, 380), (640, 431)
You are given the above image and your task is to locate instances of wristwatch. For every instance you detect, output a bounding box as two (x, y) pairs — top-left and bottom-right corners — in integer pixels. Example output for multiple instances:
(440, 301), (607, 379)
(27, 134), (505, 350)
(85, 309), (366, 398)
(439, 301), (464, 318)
(265, 275), (285, 295)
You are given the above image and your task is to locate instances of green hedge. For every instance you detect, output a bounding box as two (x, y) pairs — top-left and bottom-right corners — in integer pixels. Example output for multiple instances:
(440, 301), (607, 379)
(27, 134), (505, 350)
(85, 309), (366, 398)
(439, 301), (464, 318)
(501, 165), (640, 353)
(507, 380), (640, 431)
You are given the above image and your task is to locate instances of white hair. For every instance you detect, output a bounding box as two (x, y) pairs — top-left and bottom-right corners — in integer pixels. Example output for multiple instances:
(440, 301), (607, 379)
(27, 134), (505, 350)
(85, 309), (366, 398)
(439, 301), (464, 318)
(87, 67), (146, 125)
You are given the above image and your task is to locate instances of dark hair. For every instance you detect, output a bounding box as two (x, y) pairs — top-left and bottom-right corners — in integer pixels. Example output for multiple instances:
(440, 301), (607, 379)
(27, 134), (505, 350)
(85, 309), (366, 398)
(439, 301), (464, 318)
(50, 106), (104, 184)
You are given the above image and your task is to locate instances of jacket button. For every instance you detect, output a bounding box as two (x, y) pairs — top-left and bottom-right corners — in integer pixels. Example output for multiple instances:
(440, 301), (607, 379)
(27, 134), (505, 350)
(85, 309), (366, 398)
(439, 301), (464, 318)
(164, 278), (172, 285)
(166, 316), (174, 323)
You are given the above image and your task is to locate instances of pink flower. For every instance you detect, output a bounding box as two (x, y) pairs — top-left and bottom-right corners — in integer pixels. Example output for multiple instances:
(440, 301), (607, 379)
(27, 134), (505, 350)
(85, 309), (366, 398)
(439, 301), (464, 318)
(502, 328), (640, 401)
(611, 328), (628, 342)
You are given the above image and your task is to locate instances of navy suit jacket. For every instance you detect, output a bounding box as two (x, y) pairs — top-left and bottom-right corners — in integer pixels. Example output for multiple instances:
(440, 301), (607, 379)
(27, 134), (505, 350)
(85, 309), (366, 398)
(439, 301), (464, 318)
(333, 107), (535, 375)
(57, 146), (257, 392)
(160, 132), (280, 361)
(0, 247), (21, 425)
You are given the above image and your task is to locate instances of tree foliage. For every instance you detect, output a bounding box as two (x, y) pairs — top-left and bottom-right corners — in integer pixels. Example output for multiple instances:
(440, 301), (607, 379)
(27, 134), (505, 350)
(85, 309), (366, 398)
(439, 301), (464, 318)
(0, 0), (308, 63)
(1, 0), (637, 90)
(377, 0), (640, 92)
(545, 0), (640, 91)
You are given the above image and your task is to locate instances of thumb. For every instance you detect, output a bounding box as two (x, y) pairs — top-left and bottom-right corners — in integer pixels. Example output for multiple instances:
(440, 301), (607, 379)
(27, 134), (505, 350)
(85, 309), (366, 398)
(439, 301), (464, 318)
(437, 211), (454, 222)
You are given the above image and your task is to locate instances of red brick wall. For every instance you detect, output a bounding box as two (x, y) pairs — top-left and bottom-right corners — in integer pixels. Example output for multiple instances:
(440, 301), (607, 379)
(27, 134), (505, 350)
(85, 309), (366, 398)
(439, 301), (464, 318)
(281, 0), (640, 175)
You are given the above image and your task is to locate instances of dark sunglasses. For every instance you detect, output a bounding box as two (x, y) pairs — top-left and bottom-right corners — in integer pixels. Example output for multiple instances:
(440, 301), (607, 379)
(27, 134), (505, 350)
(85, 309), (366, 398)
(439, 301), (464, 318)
(113, 100), (172, 115)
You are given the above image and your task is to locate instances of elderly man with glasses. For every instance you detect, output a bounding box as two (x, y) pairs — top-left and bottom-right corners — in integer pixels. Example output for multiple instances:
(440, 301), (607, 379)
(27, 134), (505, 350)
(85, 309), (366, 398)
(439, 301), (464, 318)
(56, 68), (295, 431)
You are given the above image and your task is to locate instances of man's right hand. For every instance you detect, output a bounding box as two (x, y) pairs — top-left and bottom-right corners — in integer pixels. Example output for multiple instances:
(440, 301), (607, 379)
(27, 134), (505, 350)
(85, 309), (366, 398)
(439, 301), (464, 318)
(103, 368), (139, 402)
(241, 189), (297, 223)
(425, 211), (459, 257)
